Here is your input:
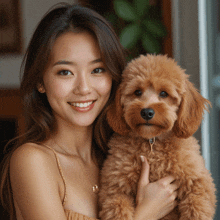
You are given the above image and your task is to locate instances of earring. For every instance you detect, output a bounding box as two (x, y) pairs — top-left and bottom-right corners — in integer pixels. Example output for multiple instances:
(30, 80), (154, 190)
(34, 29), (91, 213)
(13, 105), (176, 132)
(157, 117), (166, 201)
(38, 87), (44, 93)
(37, 84), (45, 93)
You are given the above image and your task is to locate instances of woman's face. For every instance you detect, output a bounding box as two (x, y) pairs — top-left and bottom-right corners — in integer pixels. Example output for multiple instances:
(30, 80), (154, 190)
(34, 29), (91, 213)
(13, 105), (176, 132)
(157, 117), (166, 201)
(38, 31), (112, 128)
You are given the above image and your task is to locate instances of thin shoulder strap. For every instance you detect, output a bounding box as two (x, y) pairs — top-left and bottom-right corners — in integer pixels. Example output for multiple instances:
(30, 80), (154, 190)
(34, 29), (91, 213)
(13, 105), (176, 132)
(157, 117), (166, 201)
(42, 144), (67, 205)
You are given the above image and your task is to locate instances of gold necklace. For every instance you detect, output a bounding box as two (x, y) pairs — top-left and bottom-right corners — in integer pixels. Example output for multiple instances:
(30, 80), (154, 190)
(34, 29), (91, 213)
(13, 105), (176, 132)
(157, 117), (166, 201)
(53, 139), (99, 194)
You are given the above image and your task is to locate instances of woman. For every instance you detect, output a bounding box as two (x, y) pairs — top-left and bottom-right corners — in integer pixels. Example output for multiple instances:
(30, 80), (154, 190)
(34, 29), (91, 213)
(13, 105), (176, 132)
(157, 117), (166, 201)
(0, 3), (178, 220)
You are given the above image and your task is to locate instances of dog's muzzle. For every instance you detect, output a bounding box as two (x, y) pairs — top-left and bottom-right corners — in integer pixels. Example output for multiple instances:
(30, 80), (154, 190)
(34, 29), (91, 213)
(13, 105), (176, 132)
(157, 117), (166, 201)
(140, 108), (155, 120)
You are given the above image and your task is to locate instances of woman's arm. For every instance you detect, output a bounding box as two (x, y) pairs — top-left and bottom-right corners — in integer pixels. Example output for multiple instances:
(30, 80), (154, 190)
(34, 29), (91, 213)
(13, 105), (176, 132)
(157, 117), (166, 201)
(10, 144), (67, 220)
(134, 156), (178, 220)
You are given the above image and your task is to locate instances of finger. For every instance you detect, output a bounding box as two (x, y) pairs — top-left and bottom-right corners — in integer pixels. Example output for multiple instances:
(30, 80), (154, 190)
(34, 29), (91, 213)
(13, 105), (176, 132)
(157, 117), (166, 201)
(136, 156), (150, 205)
(170, 181), (179, 191)
(160, 175), (176, 185)
(167, 200), (178, 214)
(138, 156), (150, 188)
(170, 190), (178, 201)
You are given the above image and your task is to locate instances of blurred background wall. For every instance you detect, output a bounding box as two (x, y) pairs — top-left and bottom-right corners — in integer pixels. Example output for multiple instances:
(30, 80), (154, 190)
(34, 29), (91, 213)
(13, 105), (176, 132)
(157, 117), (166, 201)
(0, 0), (74, 88)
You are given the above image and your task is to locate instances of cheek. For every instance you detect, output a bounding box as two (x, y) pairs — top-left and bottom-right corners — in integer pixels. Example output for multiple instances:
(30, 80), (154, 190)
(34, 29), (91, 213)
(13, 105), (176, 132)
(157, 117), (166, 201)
(96, 76), (112, 97)
(44, 79), (71, 100)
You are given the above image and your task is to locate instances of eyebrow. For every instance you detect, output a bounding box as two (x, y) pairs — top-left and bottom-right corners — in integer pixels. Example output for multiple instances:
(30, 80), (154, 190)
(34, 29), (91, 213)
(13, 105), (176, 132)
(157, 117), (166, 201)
(53, 58), (102, 66)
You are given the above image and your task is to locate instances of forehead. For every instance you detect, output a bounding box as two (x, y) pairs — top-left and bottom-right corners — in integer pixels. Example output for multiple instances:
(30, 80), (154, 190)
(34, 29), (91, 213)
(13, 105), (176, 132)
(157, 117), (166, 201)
(121, 55), (187, 95)
(50, 31), (101, 63)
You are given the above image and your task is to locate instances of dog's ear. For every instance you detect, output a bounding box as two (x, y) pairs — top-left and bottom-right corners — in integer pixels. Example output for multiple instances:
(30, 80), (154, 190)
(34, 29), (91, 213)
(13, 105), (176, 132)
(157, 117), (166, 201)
(173, 80), (211, 138)
(106, 88), (131, 135)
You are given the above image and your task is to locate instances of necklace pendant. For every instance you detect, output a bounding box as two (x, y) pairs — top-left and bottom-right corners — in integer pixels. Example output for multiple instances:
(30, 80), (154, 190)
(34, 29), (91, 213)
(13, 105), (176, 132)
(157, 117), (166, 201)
(92, 185), (99, 194)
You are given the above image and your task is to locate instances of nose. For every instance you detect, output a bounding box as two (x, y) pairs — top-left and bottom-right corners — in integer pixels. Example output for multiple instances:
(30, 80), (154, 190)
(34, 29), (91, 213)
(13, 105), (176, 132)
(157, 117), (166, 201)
(74, 74), (91, 95)
(140, 108), (155, 120)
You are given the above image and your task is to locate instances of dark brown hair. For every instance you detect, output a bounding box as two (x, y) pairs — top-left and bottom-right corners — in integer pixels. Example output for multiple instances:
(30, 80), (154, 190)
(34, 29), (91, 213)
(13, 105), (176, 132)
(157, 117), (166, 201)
(0, 3), (126, 219)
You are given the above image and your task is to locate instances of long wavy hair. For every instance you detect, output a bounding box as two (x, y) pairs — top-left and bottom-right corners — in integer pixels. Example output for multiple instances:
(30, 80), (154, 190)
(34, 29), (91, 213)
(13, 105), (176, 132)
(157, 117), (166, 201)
(0, 3), (126, 219)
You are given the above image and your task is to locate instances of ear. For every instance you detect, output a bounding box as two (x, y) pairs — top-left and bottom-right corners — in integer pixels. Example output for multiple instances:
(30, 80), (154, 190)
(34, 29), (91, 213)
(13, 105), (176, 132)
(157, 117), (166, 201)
(106, 88), (131, 135)
(37, 83), (45, 93)
(173, 80), (211, 138)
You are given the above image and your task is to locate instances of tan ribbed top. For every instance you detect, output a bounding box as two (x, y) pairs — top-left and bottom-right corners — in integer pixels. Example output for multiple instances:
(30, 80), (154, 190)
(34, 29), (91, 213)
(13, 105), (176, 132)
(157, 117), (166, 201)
(65, 210), (98, 220)
(43, 144), (99, 220)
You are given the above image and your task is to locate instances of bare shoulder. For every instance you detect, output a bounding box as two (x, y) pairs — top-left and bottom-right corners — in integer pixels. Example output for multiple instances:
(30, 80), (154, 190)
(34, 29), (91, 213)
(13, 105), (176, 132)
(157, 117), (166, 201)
(11, 142), (52, 159)
(10, 142), (62, 190)
(10, 142), (57, 193)
(10, 143), (54, 174)
(10, 143), (67, 219)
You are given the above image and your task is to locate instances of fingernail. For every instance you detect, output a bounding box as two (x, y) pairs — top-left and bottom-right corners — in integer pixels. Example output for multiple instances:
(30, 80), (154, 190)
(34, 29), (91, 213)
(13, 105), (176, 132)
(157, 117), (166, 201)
(140, 155), (145, 162)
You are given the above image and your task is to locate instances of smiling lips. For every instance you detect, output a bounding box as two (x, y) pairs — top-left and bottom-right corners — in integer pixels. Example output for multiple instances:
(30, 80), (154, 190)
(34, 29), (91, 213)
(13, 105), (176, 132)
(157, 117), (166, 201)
(68, 100), (96, 112)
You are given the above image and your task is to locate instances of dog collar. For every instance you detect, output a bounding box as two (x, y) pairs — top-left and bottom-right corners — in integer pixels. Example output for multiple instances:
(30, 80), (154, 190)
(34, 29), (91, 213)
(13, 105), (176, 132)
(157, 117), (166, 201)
(149, 137), (156, 152)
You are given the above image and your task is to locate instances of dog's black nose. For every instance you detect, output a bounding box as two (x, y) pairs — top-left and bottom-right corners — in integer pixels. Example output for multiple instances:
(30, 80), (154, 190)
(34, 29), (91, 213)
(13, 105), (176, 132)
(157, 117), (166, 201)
(140, 108), (155, 120)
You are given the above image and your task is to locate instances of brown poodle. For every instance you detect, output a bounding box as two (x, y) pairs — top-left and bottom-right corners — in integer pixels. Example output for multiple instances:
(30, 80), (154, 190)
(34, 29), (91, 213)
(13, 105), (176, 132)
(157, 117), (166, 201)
(99, 55), (216, 220)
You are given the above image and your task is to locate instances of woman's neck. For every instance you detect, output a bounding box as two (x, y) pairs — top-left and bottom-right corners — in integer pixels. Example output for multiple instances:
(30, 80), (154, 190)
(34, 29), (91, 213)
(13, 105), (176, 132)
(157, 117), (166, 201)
(49, 123), (94, 163)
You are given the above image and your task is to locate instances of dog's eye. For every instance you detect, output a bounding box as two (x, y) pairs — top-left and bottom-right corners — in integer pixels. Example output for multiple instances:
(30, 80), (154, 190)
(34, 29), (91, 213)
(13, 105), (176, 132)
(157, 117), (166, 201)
(134, 90), (142, 96)
(160, 91), (168, 98)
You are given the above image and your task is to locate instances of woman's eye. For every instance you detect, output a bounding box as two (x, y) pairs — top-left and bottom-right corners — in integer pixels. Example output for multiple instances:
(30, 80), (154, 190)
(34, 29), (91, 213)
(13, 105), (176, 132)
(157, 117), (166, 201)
(58, 70), (73, 76)
(159, 91), (168, 98)
(91, 68), (105, 74)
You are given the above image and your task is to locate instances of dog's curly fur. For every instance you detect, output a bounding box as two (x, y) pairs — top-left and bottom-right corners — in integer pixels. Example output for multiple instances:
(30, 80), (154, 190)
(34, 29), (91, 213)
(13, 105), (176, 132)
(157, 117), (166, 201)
(99, 55), (216, 220)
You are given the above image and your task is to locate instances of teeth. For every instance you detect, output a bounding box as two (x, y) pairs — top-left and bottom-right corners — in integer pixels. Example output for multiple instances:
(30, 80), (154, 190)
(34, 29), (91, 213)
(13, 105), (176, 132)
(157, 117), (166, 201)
(70, 101), (93, 108)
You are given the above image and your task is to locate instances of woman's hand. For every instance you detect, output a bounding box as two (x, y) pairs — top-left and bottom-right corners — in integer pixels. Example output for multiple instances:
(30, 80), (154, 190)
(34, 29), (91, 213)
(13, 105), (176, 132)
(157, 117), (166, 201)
(134, 156), (178, 220)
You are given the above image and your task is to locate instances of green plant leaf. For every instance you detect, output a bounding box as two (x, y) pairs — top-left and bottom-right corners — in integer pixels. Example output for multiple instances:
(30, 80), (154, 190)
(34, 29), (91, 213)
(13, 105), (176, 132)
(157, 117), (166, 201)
(120, 23), (141, 49)
(105, 12), (118, 24)
(104, 12), (123, 31)
(143, 20), (167, 38)
(114, 0), (137, 22)
(142, 33), (161, 54)
(134, 0), (150, 18)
